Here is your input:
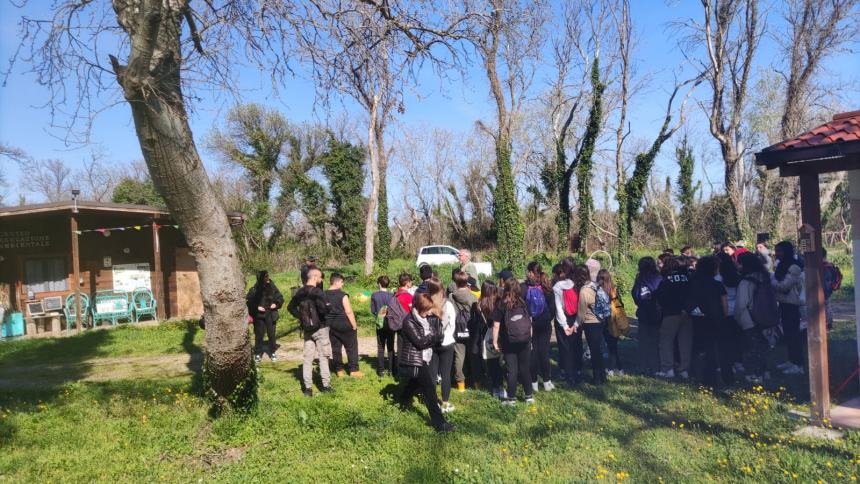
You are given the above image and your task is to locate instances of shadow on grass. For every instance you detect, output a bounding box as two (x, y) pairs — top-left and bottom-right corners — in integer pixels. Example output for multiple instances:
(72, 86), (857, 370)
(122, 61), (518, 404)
(183, 323), (204, 394)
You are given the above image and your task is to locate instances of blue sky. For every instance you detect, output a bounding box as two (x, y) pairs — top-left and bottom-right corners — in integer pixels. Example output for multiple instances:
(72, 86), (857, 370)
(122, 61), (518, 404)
(1, 1), (858, 208)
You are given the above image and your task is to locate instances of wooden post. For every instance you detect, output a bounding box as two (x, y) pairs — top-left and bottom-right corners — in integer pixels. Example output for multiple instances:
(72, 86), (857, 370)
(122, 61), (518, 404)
(152, 221), (165, 319)
(799, 172), (830, 425)
(848, 170), (860, 390)
(70, 212), (82, 332)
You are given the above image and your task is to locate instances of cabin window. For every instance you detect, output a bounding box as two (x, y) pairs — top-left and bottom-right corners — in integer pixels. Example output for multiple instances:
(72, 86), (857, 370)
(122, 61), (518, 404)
(24, 257), (68, 294)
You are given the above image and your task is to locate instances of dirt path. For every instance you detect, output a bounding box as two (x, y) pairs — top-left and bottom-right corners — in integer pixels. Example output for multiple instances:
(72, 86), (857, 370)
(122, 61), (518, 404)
(0, 336), (380, 390)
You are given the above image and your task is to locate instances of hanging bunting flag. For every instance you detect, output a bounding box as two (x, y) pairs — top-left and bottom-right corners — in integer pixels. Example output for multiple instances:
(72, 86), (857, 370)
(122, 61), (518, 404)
(173, 225), (179, 229)
(75, 230), (82, 235)
(134, 226), (142, 231)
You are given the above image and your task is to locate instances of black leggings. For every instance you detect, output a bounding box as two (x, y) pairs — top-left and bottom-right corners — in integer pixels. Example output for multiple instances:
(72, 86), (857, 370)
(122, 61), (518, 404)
(572, 324), (605, 384)
(503, 342), (532, 399)
(486, 357), (504, 390)
(531, 322), (552, 382)
(780, 303), (803, 366)
(376, 327), (396, 375)
(398, 364), (447, 430)
(430, 344), (455, 401)
(253, 317), (276, 356)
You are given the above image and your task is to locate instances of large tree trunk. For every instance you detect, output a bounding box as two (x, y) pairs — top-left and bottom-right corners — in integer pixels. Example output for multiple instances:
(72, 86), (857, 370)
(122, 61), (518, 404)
(375, 126), (391, 270)
(556, 141), (571, 253)
(111, 1), (250, 402)
(364, 96), (381, 275)
(724, 159), (750, 241)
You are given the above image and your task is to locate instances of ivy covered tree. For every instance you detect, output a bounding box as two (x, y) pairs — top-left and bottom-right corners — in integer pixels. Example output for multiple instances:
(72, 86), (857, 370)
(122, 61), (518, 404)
(675, 135), (697, 243)
(112, 177), (166, 207)
(321, 136), (367, 264)
(208, 104), (289, 255)
(574, 58), (605, 255)
(376, 168), (392, 270)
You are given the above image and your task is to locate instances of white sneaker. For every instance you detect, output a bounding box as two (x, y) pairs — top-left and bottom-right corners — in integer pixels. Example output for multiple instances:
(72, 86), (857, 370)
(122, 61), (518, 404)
(502, 399), (516, 407)
(782, 364), (805, 375)
(525, 396), (535, 404)
(617, 370), (625, 376)
(543, 381), (555, 391)
(606, 370), (616, 377)
(655, 369), (675, 379)
(532, 382), (540, 392)
(776, 361), (793, 370)
(270, 354), (278, 362)
(500, 388), (508, 400)
(745, 374), (763, 384)
(441, 402), (455, 413)
(733, 363), (746, 373)
(678, 371), (690, 380)
(254, 354), (262, 363)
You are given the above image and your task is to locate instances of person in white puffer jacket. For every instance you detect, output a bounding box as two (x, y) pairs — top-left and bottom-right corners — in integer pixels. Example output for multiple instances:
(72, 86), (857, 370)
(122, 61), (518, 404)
(773, 241), (805, 376)
(427, 279), (458, 413)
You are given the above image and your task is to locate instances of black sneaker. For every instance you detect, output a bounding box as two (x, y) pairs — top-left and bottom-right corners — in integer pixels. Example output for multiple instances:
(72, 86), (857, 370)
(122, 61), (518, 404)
(302, 388), (313, 397)
(436, 422), (456, 433)
(320, 386), (335, 394)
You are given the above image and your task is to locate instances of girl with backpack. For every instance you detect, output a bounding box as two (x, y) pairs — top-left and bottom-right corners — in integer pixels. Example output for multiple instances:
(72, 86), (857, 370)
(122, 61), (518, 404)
(574, 265), (607, 385)
(427, 279), (457, 413)
(397, 293), (455, 433)
(479, 281), (505, 399)
(597, 269), (623, 376)
(735, 252), (773, 384)
(632, 257), (661, 374)
(552, 263), (579, 387)
(492, 278), (534, 405)
(773, 241), (805, 376)
(524, 262), (555, 392)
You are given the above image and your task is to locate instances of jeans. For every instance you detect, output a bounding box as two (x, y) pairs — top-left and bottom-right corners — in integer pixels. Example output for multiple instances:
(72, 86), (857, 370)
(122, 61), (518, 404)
(503, 342), (532, 399)
(303, 327), (332, 390)
(453, 342), (467, 383)
(330, 327), (359, 373)
(780, 303), (803, 366)
(637, 322), (661, 374)
(430, 344), (455, 401)
(531, 322), (552, 382)
(572, 324), (606, 384)
(603, 323), (622, 371)
(659, 313), (692, 373)
(376, 327), (397, 376)
(253, 317), (277, 356)
(398, 364), (447, 430)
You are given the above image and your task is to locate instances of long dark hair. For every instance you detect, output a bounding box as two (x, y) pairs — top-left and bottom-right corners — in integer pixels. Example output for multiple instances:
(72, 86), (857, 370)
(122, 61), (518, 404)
(596, 269), (614, 296)
(716, 252), (740, 288)
(774, 240), (801, 281)
(738, 252), (768, 278)
(551, 263), (568, 284)
(479, 281), (499, 322)
(694, 255), (719, 280)
(571, 265), (590, 290)
(661, 257), (681, 277)
(503, 277), (525, 310)
(637, 257), (658, 278)
(526, 261), (552, 292)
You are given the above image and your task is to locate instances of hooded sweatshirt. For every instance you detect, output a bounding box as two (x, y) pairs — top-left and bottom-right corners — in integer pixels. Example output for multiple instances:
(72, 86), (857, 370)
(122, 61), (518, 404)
(552, 280), (576, 329)
(412, 309), (434, 363)
(632, 273), (662, 324)
(439, 299), (457, 347)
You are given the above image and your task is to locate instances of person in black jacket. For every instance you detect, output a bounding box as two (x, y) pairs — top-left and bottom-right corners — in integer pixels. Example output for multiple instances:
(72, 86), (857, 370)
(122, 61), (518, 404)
(397, 293), (455, 433)
(690, 256), (729, 387)
(246, 270), (285, 363)
(287, 268), (334, 397)
(523, 261), (555, 392)
(654, 257), (693, 379)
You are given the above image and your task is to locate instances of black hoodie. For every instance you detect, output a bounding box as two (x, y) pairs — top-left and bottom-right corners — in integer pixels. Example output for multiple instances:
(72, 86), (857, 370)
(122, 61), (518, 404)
(246, 271), (285, 322)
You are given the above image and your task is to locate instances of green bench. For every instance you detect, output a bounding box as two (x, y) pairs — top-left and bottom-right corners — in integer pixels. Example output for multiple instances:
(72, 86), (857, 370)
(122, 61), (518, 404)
(91, 290), (132, 327)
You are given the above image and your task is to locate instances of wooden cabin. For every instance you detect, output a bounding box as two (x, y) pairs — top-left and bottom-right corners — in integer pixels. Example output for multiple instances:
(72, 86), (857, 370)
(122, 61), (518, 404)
(0, 201), (244, 337)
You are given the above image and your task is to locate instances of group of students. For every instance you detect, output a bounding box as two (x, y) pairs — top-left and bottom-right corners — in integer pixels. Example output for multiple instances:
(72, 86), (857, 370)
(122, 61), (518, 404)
(632, 240), (841, 386)
(366, 255), (629, 432)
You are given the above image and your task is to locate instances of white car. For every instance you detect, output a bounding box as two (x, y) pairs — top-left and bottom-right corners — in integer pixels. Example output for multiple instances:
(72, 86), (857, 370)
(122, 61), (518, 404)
(416, 245), (460, 267)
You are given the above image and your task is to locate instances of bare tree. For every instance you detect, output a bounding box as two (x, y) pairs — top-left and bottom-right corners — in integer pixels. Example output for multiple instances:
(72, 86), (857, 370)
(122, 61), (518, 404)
(683, 0), (764, 240)
(764, 0), (860, 236)
(9, 0), (304, 407)
(471, 0), (547, 269)
(0, 143), (29, 206)
(291, 0), (469, 274)
(17, 158), (72, 203)
(73, 151), (125, 202)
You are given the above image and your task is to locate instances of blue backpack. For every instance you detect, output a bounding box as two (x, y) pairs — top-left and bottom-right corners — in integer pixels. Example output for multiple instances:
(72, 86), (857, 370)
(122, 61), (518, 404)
(525, 284), (547, 319)
(592, 283), (611, 320)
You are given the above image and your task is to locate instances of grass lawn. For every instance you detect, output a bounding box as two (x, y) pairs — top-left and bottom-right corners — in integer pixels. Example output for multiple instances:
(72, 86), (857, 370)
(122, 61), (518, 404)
(1, 320), (860, 482)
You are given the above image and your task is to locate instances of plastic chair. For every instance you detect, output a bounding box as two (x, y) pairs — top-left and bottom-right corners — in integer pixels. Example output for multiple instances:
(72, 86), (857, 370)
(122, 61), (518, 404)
(64, 293), (90, 330)
(132, 287), (157, 322)
(91, 290), (132, 326)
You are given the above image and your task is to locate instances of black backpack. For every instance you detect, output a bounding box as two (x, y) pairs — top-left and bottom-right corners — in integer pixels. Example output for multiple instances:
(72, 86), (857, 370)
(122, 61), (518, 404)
(298, 297), (322, 332)
(504, 305), (532, 344)
(385, 299), (407, 332)
(454, 304), (471, 343)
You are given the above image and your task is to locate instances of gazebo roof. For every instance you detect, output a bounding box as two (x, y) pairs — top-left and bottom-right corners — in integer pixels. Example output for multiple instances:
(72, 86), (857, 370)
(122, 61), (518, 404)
(755, 110), (860, 177)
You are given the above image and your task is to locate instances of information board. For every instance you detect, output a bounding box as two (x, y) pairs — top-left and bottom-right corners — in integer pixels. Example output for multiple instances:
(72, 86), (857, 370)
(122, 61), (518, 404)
(112, 263), (151, 292)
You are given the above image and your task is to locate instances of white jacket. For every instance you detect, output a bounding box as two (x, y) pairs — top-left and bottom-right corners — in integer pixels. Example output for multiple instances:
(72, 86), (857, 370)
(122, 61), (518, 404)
(440, 299), (457, 347)
(552, 280), (576, 329)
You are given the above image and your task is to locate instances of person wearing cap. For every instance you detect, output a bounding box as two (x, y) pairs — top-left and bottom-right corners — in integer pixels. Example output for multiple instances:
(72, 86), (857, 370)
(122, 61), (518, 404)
(458, 249), (479, 281)
(300, 256), (324, 288)
(497, 268), (515, 285)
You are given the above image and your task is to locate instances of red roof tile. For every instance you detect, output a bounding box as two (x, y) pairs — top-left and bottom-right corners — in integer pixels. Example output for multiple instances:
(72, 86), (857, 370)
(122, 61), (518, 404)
(768, 110), (860, 151)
